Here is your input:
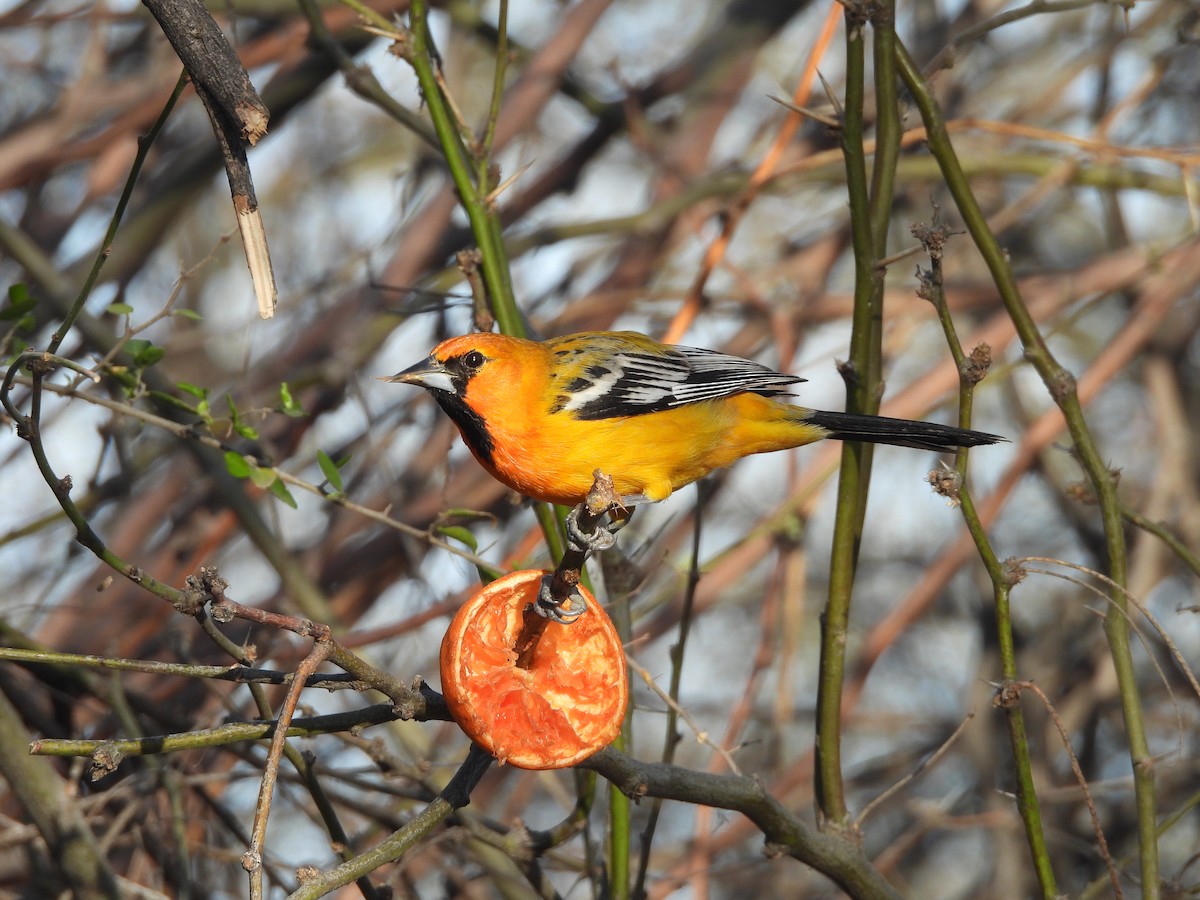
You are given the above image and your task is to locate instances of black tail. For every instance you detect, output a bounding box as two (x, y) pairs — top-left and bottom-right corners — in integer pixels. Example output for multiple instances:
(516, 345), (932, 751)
(803, 409), (1005, 452)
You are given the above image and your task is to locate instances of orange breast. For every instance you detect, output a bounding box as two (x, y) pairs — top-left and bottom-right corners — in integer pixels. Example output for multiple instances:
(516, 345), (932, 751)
(461, 375), (827, 505)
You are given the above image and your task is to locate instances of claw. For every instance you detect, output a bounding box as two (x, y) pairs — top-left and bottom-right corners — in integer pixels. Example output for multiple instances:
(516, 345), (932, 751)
(536, 575), (588, 623)
(565, 509), (614, 554)
(564, 505), (633, 554)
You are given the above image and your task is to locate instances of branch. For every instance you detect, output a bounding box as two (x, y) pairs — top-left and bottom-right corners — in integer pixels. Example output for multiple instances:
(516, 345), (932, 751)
(896, 37), (1157, 893)
(583, 748), (902, 900)
(142, 0), (277, 317)
(141, 0), (269, 144)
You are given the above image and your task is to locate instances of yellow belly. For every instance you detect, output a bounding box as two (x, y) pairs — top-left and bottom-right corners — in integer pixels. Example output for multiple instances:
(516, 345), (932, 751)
(476, 393), (827, 506)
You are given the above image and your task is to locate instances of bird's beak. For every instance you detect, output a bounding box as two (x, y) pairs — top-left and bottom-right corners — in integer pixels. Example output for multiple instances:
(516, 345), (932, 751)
(380, 356), (456, 394)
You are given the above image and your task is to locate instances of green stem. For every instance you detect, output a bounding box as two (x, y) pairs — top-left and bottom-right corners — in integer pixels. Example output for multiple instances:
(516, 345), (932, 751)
(406, 0), (522, 336)
(287, 744), (492, 899)
(816, 3), (883, 829)
(607, 548), (636, 900)
(1080, 786), (1200, 900)
(868, 0), (900, 254)
(0, 691), (121, 896)
(299, 0), (438, 148)
(608, 730), (631, 900)
(30, 704), (403, 758)
(508, 154), (1194, 257)
(478, 0), (508, 170)
(287, 797), (454, 899)
(1119, 504), (1200, 578)
(404, 1), (573, 563)
(632, 489), (707, 898)
(925, 256), (1057, 896)
(896, 38), (1155, 897)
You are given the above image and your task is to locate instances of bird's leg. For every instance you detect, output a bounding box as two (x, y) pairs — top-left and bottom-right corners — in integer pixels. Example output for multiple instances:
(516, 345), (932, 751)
(564, 504), (633, 554)
(533, 471), (628, 624)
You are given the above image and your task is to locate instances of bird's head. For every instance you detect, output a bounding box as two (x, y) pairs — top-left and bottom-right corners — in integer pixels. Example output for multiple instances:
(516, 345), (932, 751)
(384, 333), (529, 398)
(384, 331), (553, 428)
(384, 333), (539, 465)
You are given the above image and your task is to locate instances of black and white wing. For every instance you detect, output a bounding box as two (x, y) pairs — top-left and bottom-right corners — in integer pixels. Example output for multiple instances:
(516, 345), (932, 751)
(554, 340), (804, 420)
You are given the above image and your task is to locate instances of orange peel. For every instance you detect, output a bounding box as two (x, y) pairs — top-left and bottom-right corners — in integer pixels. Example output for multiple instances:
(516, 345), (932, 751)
(439, 570), (627, 769)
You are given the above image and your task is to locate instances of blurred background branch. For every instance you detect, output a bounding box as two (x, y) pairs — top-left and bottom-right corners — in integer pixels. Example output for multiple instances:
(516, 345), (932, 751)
(1, 0), (1198, 896)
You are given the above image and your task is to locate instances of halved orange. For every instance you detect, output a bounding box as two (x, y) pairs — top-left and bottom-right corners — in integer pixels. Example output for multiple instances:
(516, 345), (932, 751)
(439, 570), (627, 769)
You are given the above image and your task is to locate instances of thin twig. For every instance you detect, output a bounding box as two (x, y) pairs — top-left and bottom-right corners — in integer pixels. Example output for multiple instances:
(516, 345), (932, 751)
(1018, 559), (1200, 704)
(915, 208), (1058, 895)
(14, 376), (501, 577)
(244, 638), (332, 899)
(855, 713), (975, 827)
(0, 647), (363, 689)
(896, 38), (1157, 889)
(29, 703), (411, 760)
(626, 657), (741, 776)
(286, 744), (494, 900)
(1007, 681), (1122, 899)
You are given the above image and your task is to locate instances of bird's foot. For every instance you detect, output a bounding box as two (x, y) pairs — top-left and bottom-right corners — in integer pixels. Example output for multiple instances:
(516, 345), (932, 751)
(536, 576), (588, 624)
(564, 504), (633, 555)
(533, 474), (638, 625)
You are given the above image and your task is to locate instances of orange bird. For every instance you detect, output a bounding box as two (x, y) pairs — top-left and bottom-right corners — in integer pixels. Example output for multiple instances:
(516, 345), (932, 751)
(389, 331), (1002, 507)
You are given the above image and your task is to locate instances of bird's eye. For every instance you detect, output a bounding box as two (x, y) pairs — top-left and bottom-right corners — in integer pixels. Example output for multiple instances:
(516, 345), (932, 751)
(463, 350), (486, 370)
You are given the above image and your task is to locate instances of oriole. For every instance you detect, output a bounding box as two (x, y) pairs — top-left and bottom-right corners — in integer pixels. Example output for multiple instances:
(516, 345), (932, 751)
(388, 331), (1002, 507)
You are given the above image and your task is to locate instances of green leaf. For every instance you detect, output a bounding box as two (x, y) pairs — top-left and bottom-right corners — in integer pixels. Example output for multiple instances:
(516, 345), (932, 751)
(126, 339), (165, 368)
(248, 465), (277, 490)
(1, 283), (36, 321)
(278, 382), (305, 417)
(269, 478), (298, 508)
(316, 450), (344, 492)
(172, 308), (203, 321)
(225, 394), (259, 440)
(108, 368), (138, 396)
(224, 451), (251, 478)
(7, 337), (29, 358)
(177, 382), (208, 400)
(146, 389), (199, 416)
(106, 302), (134, 316)
(436, 525), (478, 551)
(440, 508), (498, 524)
